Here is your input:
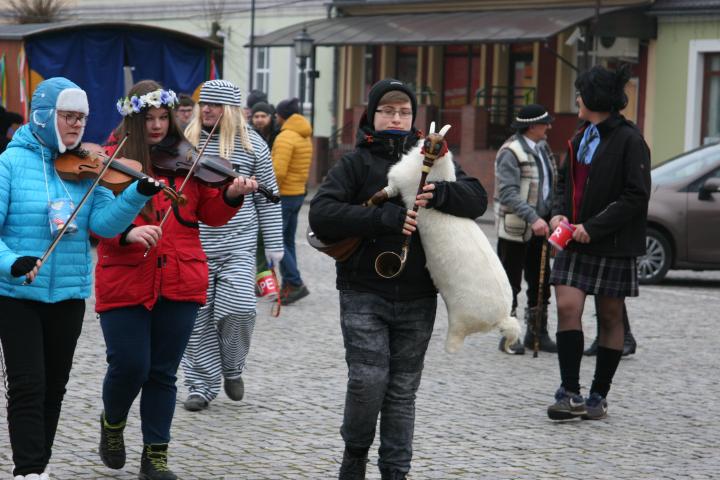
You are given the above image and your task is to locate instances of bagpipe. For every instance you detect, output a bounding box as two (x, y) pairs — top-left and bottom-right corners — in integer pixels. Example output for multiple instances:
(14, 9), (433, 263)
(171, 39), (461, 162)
(309, 123), (521, 353)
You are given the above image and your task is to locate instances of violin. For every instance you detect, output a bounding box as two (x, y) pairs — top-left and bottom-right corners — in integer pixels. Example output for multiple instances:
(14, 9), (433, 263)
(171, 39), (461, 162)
(55, 143), (185, 205)
(151, 140), (280, 204)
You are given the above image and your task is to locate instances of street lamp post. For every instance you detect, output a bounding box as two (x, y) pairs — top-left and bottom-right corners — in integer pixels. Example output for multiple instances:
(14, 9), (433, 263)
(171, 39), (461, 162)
(293, 27), (314, 114)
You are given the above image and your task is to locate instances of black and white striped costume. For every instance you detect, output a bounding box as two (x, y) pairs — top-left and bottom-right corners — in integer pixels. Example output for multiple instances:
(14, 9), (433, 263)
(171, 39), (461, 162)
(181, 127), (283, 402)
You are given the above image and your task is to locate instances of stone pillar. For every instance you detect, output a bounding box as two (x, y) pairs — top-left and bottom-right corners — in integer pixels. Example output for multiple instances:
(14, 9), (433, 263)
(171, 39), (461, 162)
(308, 136), (329, 187)
(460, 105), (489, 157)
(415, 104), (439, 133)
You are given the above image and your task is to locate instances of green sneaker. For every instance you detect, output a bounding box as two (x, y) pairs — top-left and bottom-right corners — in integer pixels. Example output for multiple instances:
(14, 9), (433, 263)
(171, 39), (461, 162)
(99, 412), (126, 469)
(139, 444), (177, 480)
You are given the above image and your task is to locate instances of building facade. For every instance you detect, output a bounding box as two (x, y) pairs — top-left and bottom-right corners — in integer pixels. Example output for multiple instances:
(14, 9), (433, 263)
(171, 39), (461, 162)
(649, 0), (720, 162)
(255, 0), (655, 190)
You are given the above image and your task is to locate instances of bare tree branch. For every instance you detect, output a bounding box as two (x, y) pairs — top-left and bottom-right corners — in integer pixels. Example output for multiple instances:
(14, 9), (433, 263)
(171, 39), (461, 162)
(203, 0), (226, 40)
(7, 0), (68, 24)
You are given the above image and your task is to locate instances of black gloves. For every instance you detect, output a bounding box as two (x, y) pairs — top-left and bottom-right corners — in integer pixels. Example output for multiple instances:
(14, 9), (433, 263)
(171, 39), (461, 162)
(136, 177), (164, 196)
(119, 224), (137, 246)
(11, 256), (41, 278)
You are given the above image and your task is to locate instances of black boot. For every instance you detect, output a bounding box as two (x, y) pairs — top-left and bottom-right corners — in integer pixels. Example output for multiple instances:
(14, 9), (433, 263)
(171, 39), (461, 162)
(584, 337), (599, 356)
(380, 469), (408, 480)
(499, 307), (525, 354)
(523, 306), (557, 353)
(99, 412), (126, 469)
(622, 330), (637, 356)
(338, 447), (368, 480)
(139, 444), (177, 480)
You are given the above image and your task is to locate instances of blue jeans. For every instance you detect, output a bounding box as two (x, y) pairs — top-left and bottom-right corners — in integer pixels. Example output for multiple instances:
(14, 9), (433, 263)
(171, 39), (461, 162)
(339, 291), (437, 475)
(280, 194), (305, 287)
(100, 299), (199, 444)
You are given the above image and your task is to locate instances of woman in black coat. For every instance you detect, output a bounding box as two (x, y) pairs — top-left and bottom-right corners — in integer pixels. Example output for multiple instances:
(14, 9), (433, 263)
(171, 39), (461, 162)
(546, 65), (651, 421)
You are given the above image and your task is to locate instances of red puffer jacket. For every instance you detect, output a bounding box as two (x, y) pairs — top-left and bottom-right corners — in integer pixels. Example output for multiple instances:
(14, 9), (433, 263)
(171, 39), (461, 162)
(94, 156), (242, 312)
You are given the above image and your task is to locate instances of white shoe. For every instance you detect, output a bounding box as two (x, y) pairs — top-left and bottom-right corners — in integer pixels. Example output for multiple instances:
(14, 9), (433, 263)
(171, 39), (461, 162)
(24, 475), (41, 480)
(14, 475), (25, 480)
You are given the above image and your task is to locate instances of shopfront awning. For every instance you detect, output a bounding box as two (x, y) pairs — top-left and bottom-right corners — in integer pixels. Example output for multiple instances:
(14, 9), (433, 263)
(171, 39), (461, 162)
(250, 7), (625, 47)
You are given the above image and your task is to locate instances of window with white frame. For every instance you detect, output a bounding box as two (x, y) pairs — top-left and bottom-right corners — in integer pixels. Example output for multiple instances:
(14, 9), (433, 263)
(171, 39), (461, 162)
(254, 47), (270, 94)
(296, 55), (314, 111)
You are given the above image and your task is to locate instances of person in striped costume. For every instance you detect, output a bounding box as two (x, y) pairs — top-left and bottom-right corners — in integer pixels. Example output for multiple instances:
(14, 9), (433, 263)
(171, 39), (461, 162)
(181, 80), (284, 412)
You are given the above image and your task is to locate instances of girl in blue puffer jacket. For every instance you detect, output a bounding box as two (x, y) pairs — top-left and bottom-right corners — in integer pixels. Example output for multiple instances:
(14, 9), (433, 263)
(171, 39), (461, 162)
(0, 77), (164, 480)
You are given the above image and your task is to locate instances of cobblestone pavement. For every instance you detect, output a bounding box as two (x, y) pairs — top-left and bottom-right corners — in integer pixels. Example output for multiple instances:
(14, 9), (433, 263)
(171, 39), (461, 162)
(2, 202), (720, 479)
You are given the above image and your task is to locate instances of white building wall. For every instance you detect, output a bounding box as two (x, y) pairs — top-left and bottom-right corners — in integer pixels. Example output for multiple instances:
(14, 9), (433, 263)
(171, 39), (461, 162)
(68, 0), (334, 136)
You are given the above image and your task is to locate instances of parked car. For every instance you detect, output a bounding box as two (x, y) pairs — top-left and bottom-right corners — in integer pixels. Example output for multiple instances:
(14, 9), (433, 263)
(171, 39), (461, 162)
(638, 143), (720, 284)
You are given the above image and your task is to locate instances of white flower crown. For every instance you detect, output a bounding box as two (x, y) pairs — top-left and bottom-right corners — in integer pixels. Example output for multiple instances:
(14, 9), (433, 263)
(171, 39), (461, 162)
(116, 88), (179, 117)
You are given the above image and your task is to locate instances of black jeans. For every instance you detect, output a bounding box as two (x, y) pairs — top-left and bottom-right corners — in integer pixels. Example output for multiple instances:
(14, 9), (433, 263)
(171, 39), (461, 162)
(339, 290), (436, 475)
(497, 235), (551, 312)
(0, 296), (84, 476)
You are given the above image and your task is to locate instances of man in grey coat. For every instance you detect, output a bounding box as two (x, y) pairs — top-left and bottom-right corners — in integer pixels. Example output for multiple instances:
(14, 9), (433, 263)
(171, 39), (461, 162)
(494, 104), (558, 354)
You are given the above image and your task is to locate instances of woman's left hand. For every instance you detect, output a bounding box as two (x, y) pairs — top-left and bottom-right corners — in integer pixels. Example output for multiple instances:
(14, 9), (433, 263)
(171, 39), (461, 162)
(573, 224), (591, 243)
(226, 175), (258, 199)
(415, 183), (435, 208)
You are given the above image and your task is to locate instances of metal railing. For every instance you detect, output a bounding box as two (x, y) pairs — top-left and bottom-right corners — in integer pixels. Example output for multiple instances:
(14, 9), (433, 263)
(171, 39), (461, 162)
(475, 86), (536, 126)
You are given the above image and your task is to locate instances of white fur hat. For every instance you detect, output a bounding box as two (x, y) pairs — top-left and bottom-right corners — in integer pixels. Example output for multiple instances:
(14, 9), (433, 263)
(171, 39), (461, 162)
(54, 88), (88, 153)
(56, 88), (89, 115)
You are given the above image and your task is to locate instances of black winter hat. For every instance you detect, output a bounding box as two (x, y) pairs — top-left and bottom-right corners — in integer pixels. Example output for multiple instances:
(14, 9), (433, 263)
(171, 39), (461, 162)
(575, 64), (631, 113)
(276, 97), (300, 119)
(246, 89), (268, 108)
(511, 104), (554, 130)
(251, 102), (274, 116)
(366, 78), (417, 127)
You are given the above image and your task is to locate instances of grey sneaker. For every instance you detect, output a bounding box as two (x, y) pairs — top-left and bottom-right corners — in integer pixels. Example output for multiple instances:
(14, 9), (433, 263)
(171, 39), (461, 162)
(547, 387), (586, 420)
(224, 376), (245, 401)
(582, 392), (608, 420)
(183, 394), (209, 412)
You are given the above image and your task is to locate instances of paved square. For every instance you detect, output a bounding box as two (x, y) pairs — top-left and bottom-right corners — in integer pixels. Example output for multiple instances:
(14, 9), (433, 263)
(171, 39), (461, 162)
(2, 204), (719, 479)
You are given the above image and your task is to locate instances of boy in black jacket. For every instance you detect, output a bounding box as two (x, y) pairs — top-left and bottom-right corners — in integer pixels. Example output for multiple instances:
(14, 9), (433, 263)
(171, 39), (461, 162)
(309, 79), (487, 480)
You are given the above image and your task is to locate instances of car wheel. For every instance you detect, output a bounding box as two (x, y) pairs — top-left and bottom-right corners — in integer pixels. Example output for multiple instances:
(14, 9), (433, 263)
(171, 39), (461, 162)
(638, 228), (672, 285)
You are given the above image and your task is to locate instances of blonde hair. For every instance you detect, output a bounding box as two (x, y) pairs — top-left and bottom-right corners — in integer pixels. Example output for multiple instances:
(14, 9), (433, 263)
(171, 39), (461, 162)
(184, 104), (253, 158)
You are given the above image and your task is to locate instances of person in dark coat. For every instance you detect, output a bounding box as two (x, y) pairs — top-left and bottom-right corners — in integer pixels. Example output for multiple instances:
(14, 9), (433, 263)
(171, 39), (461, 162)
(546, 65), (651, 421)
(309, 78), (488, 479)
(0, 107), (24, 154)
(250, 101), (279, 150)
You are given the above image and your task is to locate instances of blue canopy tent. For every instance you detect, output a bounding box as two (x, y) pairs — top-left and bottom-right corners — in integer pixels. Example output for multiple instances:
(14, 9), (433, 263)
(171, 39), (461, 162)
(0, 22), (222, 143)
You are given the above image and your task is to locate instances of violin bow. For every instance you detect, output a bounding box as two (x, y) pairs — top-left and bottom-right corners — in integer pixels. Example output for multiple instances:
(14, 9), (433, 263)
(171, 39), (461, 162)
(24, 135), (130, 285)
(143, 114), (223, 257)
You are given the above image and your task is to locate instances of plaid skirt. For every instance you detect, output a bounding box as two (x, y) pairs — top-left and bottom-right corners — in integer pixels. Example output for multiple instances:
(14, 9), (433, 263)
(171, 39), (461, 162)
(549, 250), (639, 298)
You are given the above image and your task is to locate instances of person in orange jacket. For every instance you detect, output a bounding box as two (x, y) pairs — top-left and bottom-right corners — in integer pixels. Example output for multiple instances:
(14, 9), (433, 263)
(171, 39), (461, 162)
(271, 97), (313, 305)
(95, 79), (258, 480)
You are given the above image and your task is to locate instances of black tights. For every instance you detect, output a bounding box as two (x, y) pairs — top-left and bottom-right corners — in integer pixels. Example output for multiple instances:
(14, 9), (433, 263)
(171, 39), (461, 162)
(556, 286), (624, 349)
(554, 286), (624, 397)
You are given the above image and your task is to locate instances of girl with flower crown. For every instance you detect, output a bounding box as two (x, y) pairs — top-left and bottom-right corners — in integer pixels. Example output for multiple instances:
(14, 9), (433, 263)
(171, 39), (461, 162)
(94, 79), (258, 480)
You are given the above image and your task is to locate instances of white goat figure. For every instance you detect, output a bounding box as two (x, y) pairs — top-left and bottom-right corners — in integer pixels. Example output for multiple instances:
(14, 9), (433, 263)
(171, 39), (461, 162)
(384, 123), (521, 353)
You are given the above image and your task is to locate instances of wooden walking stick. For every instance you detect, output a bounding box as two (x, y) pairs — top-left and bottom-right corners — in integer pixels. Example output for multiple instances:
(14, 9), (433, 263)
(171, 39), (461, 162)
(533, 241), (549, 358)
